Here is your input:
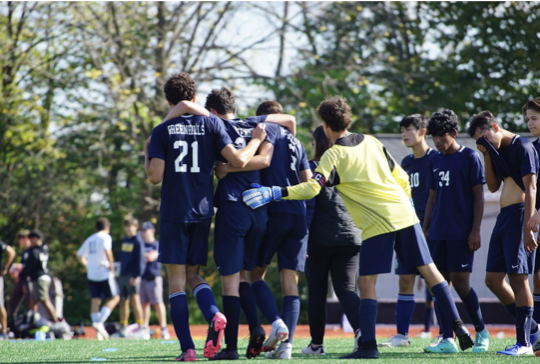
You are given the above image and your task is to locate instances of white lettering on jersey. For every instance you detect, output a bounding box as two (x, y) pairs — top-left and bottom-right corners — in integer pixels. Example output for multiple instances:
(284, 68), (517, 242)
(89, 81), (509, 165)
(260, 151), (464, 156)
(167, 124), (205, 135)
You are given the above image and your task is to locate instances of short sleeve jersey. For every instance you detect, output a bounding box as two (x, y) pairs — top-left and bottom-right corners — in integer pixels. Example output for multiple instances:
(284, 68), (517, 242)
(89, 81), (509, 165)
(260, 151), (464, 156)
(214, 116), (270, 207)
(77, 232), (113, 282)
(261, 124), (310, 216)
(401, 148), (437, 221)
(427, 146), (485, 240)
(496, 135), (539, 181)
(533, 138), (540, 209)
(142, 240), (161, 279)
(148, 114), (232, 222)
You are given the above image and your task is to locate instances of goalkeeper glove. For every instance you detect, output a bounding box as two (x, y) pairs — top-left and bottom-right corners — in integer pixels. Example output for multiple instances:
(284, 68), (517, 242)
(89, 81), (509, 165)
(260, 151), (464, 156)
(243, 183), (282, 209)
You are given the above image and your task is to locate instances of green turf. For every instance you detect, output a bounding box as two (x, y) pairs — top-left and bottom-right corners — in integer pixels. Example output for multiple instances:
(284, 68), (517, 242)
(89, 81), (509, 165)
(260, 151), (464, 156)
(0, 337), (538, 363)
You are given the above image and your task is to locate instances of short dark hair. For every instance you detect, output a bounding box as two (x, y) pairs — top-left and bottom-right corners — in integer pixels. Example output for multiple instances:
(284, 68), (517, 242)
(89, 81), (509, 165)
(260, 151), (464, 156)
(123, 217), (139, 227)
(256, 100), (283, 116)
(28, 230), (43, 241)
(96, 217), (111, 232)
(427, 109), (459, 136)
(522, 97), (540, 120)
(316, 96), (352, 132)
(467, 110), (501, 138)
(205, 87), (236, 115)
(400, 114), (428, 130)
(17, 230), (29, 239)
(163, 73), (197, 105)
(312, 125), (331, 161)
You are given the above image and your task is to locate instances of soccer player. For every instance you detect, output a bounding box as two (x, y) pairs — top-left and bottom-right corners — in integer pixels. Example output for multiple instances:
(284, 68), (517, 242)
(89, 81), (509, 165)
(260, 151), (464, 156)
(525, 97), (540, 331)
(19, 230), (57, 322)
(422, 110), (489, 354)
(215, 99), (311, 359)
(7, 230), (31, 321)
(468, 110), (540, 355)
(379, 114), (437, 348)
(145, 73), (267, 361)
(77, 217), (120, 340)
(243, 96), (474, 359)
(139, 221), (170, 339)
(0, 239), (16, 340)
(116, 217), (146, 337)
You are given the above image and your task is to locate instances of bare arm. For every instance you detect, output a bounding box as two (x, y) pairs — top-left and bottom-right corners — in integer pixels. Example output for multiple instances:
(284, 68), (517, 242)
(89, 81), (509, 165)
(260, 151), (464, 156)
(144, 137), (165, 184)
(163, 101), (210, 122)
(105, 249), (115, 273)
(523, 173), (538, 253)
(300, 168), (312, 183)
(145, 250), (159, 263)
(77, 255), (88, 267)
(220, 124), (266, 168)
(423, 190), (436, 240)
(265, 114), (296, 136)
(468, 184), (484, 252)
(215, 141), (274, 179)
(1, 245), (16, 276)
(477, 144), (501, 192)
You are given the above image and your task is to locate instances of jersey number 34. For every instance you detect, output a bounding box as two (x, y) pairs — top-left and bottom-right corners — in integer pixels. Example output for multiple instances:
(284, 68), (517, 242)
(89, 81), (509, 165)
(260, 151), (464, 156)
(438, 170), (450, 187)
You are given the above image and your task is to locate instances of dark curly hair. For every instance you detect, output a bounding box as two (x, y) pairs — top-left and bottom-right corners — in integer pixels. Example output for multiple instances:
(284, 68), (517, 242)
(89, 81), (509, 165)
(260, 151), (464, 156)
(400, 114), (428, 130)
(256, 100), (283, 116)
(205, 87), (236, 115)
(467, 110), (500, 138)
(522, 97), (540, 120)
(163, 73), (197, 105)
(427, 109), (459, 136)
(317, 96), (352, 132)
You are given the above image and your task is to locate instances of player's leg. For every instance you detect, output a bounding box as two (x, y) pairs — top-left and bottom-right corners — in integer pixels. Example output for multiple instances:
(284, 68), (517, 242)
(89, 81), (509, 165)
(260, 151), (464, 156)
(187, 264), (220, 323)
(421, 285), (434, 338)
(139, 280), (151, 328)
(238, 270), (266, 359)
(380, 272), (414, 347)
(509, 273), (535, 348)
(533, 268), (540, 323)
(151, 276), (169, 338)
(37, 276), (57, 322)
(7, 277), (24, 321)
(118, 275), (131, 328)
(129, 282), (144, 328)
(100, 275), (119, 325)
(0, 277), (7, 338)
(141, 303), (150, 328)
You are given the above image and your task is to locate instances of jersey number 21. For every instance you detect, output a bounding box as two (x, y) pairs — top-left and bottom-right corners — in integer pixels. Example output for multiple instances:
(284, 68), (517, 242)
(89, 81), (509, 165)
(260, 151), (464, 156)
(174, 140), (200, 173)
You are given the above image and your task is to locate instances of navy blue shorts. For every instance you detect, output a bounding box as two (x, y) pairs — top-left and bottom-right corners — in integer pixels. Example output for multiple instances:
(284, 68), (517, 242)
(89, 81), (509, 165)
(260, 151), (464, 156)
(359, 223), (432, 276)
(428, 239), (474, 273)
(214, 202), (268, 276)
(486, 203), (536, 274)
(395, 218), (424, 275)
(258, 213), (308, 272)
(89, 275), (119, 299)
(158, 218), (211, 266)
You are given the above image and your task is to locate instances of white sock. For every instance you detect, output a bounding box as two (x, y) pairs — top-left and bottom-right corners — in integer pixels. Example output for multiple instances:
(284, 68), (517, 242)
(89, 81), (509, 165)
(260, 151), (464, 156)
(100, 306), (112, 323)
(91, 312), (101, 323)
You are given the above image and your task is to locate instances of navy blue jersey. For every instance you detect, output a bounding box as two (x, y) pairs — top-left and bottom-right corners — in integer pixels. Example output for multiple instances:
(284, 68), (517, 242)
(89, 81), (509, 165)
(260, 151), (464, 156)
(261, 124), (310, 216)
(214, 116), (270, 207)
(142, 240), (161, 279)
(496, 135), (538, 182)
(0, 240), (7, 271)
(534, 138), (540, 209)
(148, 114), (232, 223)
(401, 148), (437, 221)
(119, 233), (146, 278)
(427, 146), (485, 240)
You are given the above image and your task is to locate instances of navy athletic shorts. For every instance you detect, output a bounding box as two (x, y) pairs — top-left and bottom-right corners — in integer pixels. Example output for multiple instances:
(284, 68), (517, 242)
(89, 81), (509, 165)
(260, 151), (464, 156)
(158, 218), (211, 266)
(89, 275), (119, 299)
(214, 201), (268, 276)
(360, 223), (432, 276)
(428, 239), (474, 273)
(395, 219), (424, 275)
(486, 203), (536, 274)
(258, 213), (308, 272)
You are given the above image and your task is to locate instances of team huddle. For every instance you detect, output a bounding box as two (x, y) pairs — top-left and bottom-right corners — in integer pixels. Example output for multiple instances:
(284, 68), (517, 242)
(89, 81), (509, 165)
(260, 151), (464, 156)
(116, 71), (540, 361)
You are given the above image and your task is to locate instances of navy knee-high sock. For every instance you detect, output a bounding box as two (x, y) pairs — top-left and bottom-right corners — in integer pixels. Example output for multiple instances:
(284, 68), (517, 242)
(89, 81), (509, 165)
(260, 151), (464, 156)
(431, 282), (460, 324)
(396, 294), (415, 335)
(223, 296), (241, 352)
(533, 294), (540, 324)
(252, 280), (281, 323)
(461, 288), (485, 332)
(435, 299), (454, 339)
(169, 292), (194, 352)
(282, 296), (300, 343)
(432, 297), (443, 336)
(516, 306), (533, 347)
(193, 283), (220, 323)
(424, 305), (434, 332)
(506, 302), (539, 334)
(239, 282), (260, 331)
(359, 299), (378, 350)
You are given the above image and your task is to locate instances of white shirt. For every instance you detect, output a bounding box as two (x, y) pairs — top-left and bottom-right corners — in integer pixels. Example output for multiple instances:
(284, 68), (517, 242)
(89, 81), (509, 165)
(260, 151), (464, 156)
(77, 231), (113, 282)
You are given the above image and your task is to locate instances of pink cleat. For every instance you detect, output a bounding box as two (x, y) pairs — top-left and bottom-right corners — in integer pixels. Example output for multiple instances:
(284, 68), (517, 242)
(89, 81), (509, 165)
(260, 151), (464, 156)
(175, 348), (196, 361)
(203, 312), (227, 358)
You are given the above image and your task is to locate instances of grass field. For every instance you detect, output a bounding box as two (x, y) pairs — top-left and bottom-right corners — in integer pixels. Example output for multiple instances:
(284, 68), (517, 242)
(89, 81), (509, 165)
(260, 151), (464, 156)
(1, 337), (539, 363)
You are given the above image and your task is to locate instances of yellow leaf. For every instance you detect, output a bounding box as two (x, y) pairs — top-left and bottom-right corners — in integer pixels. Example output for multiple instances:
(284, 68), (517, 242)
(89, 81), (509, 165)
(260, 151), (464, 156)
(298, 102), (307, 108)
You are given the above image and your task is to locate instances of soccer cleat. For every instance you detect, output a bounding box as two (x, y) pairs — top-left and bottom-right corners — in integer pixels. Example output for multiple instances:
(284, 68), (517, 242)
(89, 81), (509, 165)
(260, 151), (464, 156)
(472, 328), (490, 353)
(131, 326), (151, 340)
(263, 319), (289, 352)
(92, 322), (109, 340)
(339, 347), (379, 359)
(531, 327), (540, 351)
(423, 338), (458, 353)
(417, 331), (432, 339)
(246, 325), (266, 358)
(354, 329), (362, 351)
(452, 320), (474, 351)
(496, 343), (534, 356)
(0, 332), (9, 340)
(301, 343), (325, 355)
(265, 342), (292, 359)
(430, 335), (443, 347)
(208, 349), (239, 361)
(161, 327), (171, 340)
(204, 312), (227, 358)
(110, 327), (126, 339)
(175, 348), (197, 362)
(379, 333), (410, 347)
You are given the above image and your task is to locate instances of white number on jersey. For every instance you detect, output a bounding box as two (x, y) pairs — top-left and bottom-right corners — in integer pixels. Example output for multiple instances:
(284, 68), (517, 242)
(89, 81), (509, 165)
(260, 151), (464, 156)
(410, 172), (420, 188)
(438, 170), (450, 187)
(89, 240), (96, 254)
(174, 140), (200, 173)
(39, 252), (49, 271)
